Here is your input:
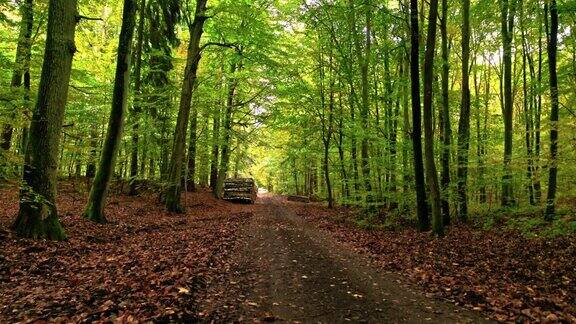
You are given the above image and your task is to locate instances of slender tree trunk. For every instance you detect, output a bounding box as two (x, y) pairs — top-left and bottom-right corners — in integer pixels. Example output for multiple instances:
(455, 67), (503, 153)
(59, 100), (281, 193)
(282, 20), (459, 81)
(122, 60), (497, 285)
(479, 68), (490, 203)
(410, 0), (429, 231)
(544, 1), (559, 220)
(456, 0), (471, 221)
(186, 105), (198, 191)
(439, 0), (451, 224)
(360, 0), (372, 198)
(520, 6), (535, 205)
(209, 107), (220, 189)
(215, 62), (239, 199)
(423, 0), (442, 235)
(337, 85), (350, 199)
(12, 0), (78, 240)
(164, 0), (208, 212)
(1, 0), (33, 151)
(83, 0), (136, 223)
(501, 0), (516, 207)
(128, 0), (146, 196)
(534, 12), (543, 202)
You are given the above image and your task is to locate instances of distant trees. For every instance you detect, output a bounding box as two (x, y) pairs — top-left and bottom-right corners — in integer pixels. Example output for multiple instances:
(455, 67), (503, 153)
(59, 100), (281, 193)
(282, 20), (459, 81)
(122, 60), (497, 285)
(1, 0), (33, 151)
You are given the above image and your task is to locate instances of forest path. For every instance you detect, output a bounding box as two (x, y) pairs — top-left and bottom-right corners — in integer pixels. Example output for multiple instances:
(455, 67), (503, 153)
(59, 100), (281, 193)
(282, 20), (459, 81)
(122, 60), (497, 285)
(201, 195), (489, 323)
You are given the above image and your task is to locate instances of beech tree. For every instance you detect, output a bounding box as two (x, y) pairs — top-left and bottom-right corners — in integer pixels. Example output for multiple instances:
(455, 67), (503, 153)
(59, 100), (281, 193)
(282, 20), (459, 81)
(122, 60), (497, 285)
(83, 0), (137, 223)
(164, 0), (208, 212)
(11, 0), (78, 240)
(544, 0), (559, 220)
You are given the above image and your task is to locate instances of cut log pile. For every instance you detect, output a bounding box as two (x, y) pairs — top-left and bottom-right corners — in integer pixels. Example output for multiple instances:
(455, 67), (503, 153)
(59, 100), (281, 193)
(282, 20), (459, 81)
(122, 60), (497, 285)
(223, 178), (257, 203)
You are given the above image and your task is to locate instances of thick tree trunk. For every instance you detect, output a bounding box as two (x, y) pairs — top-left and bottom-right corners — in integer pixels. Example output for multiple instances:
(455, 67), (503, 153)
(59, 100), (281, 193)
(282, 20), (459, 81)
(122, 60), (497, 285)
(12, 0), (78, 240)
(1, 0), (33, 151)
(83, 0), (136, 223)
(456, 0), (471, 221)
(410, 0), (429, 231)
(128, 0), (146, 196)
(164, 0), (208, 212)
(544, 1), (559, 220)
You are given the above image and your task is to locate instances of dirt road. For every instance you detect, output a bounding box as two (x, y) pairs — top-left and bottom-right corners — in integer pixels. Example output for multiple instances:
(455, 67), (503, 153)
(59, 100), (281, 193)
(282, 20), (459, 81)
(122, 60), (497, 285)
(201, 196), (489, 323)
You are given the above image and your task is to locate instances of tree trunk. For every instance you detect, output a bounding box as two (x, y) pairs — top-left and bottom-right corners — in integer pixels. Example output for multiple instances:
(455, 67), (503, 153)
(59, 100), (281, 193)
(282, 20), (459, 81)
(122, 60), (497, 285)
(164, 0), (208, 212)
(186, 105), (198, 191)
(83, 0), (136, 223)
(359, 0), (372, 198)
(423, 0), (442, 235)
(520, 4), (535, 205)
(215, 62), (239, 199)
(544, 1), (558, 220)
(500, 0), (516, 207)
(209, 106), (220, 189)
(128, 0), (146, 196)
(439, 0), (451, 224)
(12, 0), (78, 240)
(410, 0), (429, 231)
(456, 0), (471, 221)
(1, 0), (33, 151)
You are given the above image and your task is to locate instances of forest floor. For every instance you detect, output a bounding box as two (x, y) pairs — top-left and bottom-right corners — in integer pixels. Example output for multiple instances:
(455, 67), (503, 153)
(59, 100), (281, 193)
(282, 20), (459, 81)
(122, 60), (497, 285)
(0, 181), (575, 323)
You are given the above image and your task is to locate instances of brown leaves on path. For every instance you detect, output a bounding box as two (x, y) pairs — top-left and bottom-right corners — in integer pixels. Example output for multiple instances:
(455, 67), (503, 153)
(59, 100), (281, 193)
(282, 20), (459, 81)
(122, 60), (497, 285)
(0, 181), (253, 322)
(288, 202), (576, 323)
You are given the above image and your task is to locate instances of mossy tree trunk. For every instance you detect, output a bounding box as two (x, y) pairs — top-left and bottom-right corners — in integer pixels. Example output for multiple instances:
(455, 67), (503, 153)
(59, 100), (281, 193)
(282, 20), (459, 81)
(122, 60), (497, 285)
(12, 0), (78, 240)
(164, 0), (208, 212)
(83, 0), (136, 223)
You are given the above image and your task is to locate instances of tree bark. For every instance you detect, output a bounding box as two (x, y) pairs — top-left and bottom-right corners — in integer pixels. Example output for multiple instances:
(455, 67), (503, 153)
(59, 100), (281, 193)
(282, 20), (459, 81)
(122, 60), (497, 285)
(410, 0), (429, 231)
(439, 0), (451, 224)
(164, 0), (208, 212)
(12, 0), (78, 240)
(423, 0), (442, 235)
(456, 0), (471, 221)
(83, 0), (136, 223)
(186, 105), (198, 191)
(500, 0), (516, 207)
(544, 0), (558, 220)
(215, 62), (239, 199)
(128, 0), (146, 196)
